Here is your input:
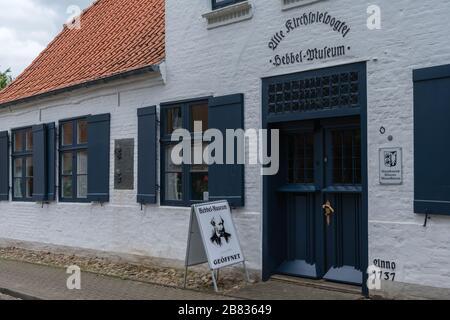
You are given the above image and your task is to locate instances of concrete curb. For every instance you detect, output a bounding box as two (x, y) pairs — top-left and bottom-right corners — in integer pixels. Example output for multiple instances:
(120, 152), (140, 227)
(0, 287), (42, 300)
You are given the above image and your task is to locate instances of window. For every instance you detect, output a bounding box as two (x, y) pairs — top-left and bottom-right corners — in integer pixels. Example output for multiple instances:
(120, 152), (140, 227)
(161, 101), (209, 206)
(59, 118), (88, 202)
(212, 0), (245, 10)
(204, 0), (252, 30)
(281, 0), (325, 11)
(12, 127), (33, 201)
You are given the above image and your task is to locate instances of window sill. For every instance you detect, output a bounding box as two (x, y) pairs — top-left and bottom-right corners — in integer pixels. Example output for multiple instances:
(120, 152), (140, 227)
(159, 205), (192, 211)
(202, 1), (253, 30)
(281, 0), (324, 11)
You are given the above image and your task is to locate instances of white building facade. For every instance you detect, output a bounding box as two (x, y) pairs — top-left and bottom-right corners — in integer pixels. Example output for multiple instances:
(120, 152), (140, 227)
(1, 0), (450, 297)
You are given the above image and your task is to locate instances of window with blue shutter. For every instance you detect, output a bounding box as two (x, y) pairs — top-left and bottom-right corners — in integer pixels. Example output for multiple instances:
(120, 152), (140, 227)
(0, 131), (9, 201)
(414, 64), (450, 215)
(137, 106), (157, 204)
(11, 127), (34, 201)
(59, 117), (89, 202)
(208, 94), (245, 207)
(160, 100), (209, 206)
(87, 113), (111, 203)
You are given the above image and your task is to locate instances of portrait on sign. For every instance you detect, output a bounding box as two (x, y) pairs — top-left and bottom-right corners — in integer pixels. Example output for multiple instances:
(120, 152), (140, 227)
(210, 216), (232, 247)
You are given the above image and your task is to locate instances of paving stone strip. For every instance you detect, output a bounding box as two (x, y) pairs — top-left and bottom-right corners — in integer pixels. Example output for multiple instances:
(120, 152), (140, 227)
(0, 258), (234, 300)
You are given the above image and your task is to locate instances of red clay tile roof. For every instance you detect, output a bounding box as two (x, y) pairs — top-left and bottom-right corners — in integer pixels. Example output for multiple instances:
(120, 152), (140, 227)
(0, 0), (165, 107)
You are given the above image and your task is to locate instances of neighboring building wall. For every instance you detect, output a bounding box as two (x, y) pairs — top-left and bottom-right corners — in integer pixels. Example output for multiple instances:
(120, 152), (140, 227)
(0, 0), (449, 293)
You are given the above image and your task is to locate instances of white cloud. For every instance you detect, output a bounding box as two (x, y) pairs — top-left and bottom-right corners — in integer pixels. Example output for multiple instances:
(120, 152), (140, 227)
(0, 0), (93, 77)
(0, 27), (45, 75)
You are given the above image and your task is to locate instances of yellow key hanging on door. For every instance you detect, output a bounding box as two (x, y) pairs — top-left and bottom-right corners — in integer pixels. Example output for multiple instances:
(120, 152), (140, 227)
(323, 200), (335, 227)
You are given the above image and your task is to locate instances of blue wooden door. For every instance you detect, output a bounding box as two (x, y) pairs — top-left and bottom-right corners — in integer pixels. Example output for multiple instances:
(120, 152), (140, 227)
(322, 120), (363, 285)
(275, 117), (363, 285)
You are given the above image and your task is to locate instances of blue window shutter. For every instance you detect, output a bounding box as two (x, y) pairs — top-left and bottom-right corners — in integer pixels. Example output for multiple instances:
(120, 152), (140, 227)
(32, 124), (47, 202)
(208, 94), (245, 207)
(87, 113), (110, 203)
(137, 106), (157, 204)
(46, 123), (56, 201)
(0, 131), (9, 201)
(414, 65), (450, 215)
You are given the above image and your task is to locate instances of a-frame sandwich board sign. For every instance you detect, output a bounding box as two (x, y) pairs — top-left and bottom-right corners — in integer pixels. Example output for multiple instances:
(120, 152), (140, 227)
(184, 200), (250, 292)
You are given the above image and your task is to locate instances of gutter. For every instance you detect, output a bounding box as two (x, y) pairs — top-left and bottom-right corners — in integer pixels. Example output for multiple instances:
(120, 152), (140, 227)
(0, 64), (160, 110)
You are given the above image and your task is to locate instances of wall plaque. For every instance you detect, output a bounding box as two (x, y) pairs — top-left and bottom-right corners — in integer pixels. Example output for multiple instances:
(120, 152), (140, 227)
(114, 139), (134, 190)
(379, 147), (402, 185)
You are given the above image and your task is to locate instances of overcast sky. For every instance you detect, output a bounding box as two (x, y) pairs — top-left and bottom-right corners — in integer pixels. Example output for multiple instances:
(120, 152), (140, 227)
(0, 0), (93, 77)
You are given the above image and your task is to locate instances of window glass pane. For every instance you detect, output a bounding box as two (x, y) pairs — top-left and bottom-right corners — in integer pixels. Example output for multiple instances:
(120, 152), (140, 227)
(77, 175), (88, 199)
(14, 178), (22, 198)
(26, 156), (33, 177)
(165, 173), (182, 201)
(25, 129), (33, 151)
(191, 143), (208, 171)
(165, 145), (182, 172)
(333, 131), (343, 183)
(77, 120), (88, 144)
(342, 132), (353, 183)
(190, 102), (208, 133)
(331, 128), (361, 185)
(77, 151), (88, 175)
(287, 132), (314, 184)
(191, 143), (208, 201)
(165, 107), (182, 135)
(214, 0), (241, 8)
(62, 152), (73, 175)
(14, 158), (22, 177)
(61, 122), (73, 146)
(26, 178), (33, 198)
(191, 172), (208, 201)
(62, 176), (73, 198)
(14, 131), (22, 152)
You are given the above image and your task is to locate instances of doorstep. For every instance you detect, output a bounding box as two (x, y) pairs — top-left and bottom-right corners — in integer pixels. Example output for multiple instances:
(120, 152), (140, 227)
(271, 275), (363, 295)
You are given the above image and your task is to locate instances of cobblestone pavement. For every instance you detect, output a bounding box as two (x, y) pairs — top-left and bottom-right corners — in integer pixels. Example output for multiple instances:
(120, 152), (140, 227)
(0, 258), (363, 300)
(0, 258), (232, 300)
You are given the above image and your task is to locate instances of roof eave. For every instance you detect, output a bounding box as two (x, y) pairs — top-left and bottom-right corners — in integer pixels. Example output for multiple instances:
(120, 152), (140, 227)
(0, 64), (161, 110)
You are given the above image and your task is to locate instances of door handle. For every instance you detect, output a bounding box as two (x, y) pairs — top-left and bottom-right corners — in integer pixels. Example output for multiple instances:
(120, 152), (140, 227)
(322, 200), (335, 226)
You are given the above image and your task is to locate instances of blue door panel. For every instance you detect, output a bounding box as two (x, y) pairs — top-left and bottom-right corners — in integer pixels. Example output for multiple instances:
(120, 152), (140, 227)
(324, 192), (362, 284)
(262, 62), (367, 290)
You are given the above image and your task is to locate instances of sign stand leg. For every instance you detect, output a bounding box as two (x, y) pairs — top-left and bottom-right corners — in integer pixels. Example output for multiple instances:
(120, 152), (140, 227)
(243, 261), (250, 283)
(183, 266), (188, 289)
(216, 269), (220, 283)
(211, 270), (219, 293)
